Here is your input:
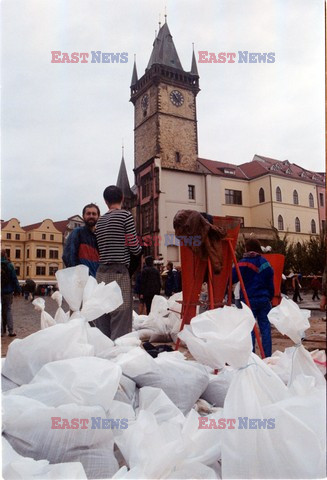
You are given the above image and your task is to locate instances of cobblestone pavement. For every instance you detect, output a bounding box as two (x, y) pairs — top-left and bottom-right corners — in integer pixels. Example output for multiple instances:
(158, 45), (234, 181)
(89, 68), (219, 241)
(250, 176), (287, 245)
(1, 292), (326, 358)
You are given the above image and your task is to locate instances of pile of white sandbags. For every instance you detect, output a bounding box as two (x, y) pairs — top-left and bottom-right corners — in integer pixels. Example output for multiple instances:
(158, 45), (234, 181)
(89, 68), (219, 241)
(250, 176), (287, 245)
(2, 266), (326, 479)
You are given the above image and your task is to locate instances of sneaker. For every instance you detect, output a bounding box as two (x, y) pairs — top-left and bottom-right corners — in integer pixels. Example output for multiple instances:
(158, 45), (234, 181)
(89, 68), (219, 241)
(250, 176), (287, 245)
(8, 333), (17, 337)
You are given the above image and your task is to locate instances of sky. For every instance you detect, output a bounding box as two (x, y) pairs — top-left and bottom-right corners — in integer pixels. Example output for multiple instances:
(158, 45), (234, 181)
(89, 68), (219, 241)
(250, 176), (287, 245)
(2, 0), (325, 225)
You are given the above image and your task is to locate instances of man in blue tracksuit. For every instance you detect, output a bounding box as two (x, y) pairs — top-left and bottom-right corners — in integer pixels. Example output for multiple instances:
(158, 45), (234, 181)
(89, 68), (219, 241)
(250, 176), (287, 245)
(232, 238), (274, 357)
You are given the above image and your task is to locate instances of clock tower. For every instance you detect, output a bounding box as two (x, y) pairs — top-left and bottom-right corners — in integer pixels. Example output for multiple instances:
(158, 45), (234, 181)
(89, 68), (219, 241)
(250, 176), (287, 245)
(130, 21), (200, 259)
(130, 21), (200, 172)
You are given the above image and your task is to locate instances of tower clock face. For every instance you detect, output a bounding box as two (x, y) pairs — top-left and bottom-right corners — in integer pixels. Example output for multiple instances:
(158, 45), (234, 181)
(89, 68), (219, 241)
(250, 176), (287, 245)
(170, 89), (184, 107)
(141, 94), (149, 111)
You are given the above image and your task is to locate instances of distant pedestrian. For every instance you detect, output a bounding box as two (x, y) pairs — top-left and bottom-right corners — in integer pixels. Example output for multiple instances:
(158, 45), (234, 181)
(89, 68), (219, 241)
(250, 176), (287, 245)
(320, 269), (326, 312)
(24, 278), (36, 301)
(1, 249), (21, 337)
(139, 256), (161, 314)
(311, 275), (321, 301)
(292, 274), (303, 303)
(164, 262), (179, 297)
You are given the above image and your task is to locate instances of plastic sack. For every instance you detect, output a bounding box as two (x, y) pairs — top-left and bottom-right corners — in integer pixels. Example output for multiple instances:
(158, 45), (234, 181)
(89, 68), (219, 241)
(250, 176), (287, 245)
(201, 367), (236, 407)
(310, 349), (327, 376)
(3, 395), (119, 479)
(55, 265), (89, 311)
(133, 351), (210, 414)
(2, 436), (87, 479)
(113, 347), (157, 378)
(221, 352), (325, 479)
(268, 297), (310, 344)
(51, 291), (70, 324)
(178, 303), (255, 369)
(2, 319), (94, 385)
(5, 357), (122, 412)
(32, 298), (56, 329)
(80, 275), (123, 321)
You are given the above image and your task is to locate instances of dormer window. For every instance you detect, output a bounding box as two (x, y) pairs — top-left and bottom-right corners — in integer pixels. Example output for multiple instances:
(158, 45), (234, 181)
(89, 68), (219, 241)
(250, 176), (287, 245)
(270, 163), (281, 171)
(283, 160), (290, 166)
(223, 168), (235, 175)
(285, 168), (292, 174)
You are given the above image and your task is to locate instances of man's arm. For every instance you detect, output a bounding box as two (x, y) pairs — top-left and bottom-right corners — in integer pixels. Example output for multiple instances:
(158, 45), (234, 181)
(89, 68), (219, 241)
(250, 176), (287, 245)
(63, 229), (81, 267)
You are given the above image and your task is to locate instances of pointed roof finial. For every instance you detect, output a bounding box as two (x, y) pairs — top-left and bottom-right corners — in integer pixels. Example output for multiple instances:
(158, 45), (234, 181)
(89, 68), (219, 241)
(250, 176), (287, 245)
(155, 29), (157, 40)
(159, 13), (161, 30)
(122, 139), (124, 158)
(131, 54), (138, 86)
(147, 21), (183, 71)
(190, 43), (199, 76)
(164, 6), (167, 23)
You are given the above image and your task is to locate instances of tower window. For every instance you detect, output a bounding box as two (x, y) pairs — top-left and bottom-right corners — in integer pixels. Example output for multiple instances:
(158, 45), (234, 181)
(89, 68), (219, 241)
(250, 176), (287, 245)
(276, 186), (282, 202)
(175, 152), (180, 163)
(309, 193), (314, 208)
(295, 217), (301, 232)
(259, 188), (265, 203)
(188, 185), (195, 200)
(311, 219), (316, 234)
(319, 193), (324, 206)
(278, 215), (284, 230)
(293, 190), (299, 205)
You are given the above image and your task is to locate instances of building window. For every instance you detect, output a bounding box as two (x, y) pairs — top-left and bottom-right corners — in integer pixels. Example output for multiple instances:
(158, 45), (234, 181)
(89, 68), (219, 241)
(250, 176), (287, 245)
(50, 234), (54, 241)
(26, 266), (30, 276)
(188, 185), (195, 200)
(229, 216), (244, 227)
(225, 189), (242, 205)
(28, 234), (31, 239)
(278, 215), (284, 230)
(49, 250), (59, 259)
(15, 234), (20, 240)
(141, 173), (152, 199)
(27, 249), (30, 259)
(259, 188), (265, 203)
(309, 193), (314, 208)
(276, 187), (282, 202)
(322, 220), (326, 234)
(6, 233), (11, 239)
(311, 219), (316, 234)
(175, 152), (180, 163)
(141, 203), (152, 233)
(5, 249), (10, 258)
(36, 266), (46, 276)
(15, 266), (20, 276)
(49, 266), (59, 276)
(295, 217), (301, 232)
(42, 234), (46, 240)
(15, 249), (21, 259)
(36, 249), (46, 258)
(293, 190), (299, 205)
(319, 193), (324, 207)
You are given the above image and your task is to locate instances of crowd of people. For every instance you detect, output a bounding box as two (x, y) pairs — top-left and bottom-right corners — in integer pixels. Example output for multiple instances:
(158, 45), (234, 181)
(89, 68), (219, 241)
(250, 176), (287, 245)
(2, 190), (326, 345)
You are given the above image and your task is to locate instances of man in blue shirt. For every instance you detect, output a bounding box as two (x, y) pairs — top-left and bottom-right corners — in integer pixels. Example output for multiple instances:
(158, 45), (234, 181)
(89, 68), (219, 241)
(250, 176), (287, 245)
(233, 238), (274, 357)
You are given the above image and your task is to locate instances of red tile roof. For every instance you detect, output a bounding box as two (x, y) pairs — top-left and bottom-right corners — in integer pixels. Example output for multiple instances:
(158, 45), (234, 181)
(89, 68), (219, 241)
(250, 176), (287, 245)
(197, 158), (248, 179)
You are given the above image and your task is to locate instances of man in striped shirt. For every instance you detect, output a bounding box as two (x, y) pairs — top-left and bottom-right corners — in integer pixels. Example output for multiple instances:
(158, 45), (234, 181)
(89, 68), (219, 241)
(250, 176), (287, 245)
(95, 186), (142, 340)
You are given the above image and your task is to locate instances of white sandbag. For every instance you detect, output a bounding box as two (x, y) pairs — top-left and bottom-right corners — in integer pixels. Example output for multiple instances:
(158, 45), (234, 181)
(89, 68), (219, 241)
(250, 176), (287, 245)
(5, 357), (122, 412)
(80, 276), (123, 321)
(2, 374), (19, 393)
(222, 352), (325, 479)
(2, 319), (94, 385)
(3, 395), (119, 479)
(56, 265), (89, 312)
(114, 375), (137, 406)
(2, 436), (87, 479)
(113, 347), (157, 377)
(310, 349), (327, 376)
(138, 386), (185, 425)
(51, 290), (70, 323)
(201, 368), (236, 407)
(179, 303), (255, 369)
(115, 336), (142, 347)
(133, 352), (210, 414)
(268, 297), (310, 343)
(32, 298), (56, 329)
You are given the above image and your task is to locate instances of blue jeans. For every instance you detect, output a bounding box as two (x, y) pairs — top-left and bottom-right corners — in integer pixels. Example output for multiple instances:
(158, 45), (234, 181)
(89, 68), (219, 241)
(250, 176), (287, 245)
(250, 298), (272, 357)
(1, 293), (14, 335)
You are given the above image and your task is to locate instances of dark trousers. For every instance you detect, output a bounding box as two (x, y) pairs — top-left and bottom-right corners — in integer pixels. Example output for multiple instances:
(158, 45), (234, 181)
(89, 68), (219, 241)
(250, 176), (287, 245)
(143, 295), (155, 315)
(1, 293), (14, 335)
(312, 289), (320, 300)
(250, 298), (272, 358)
